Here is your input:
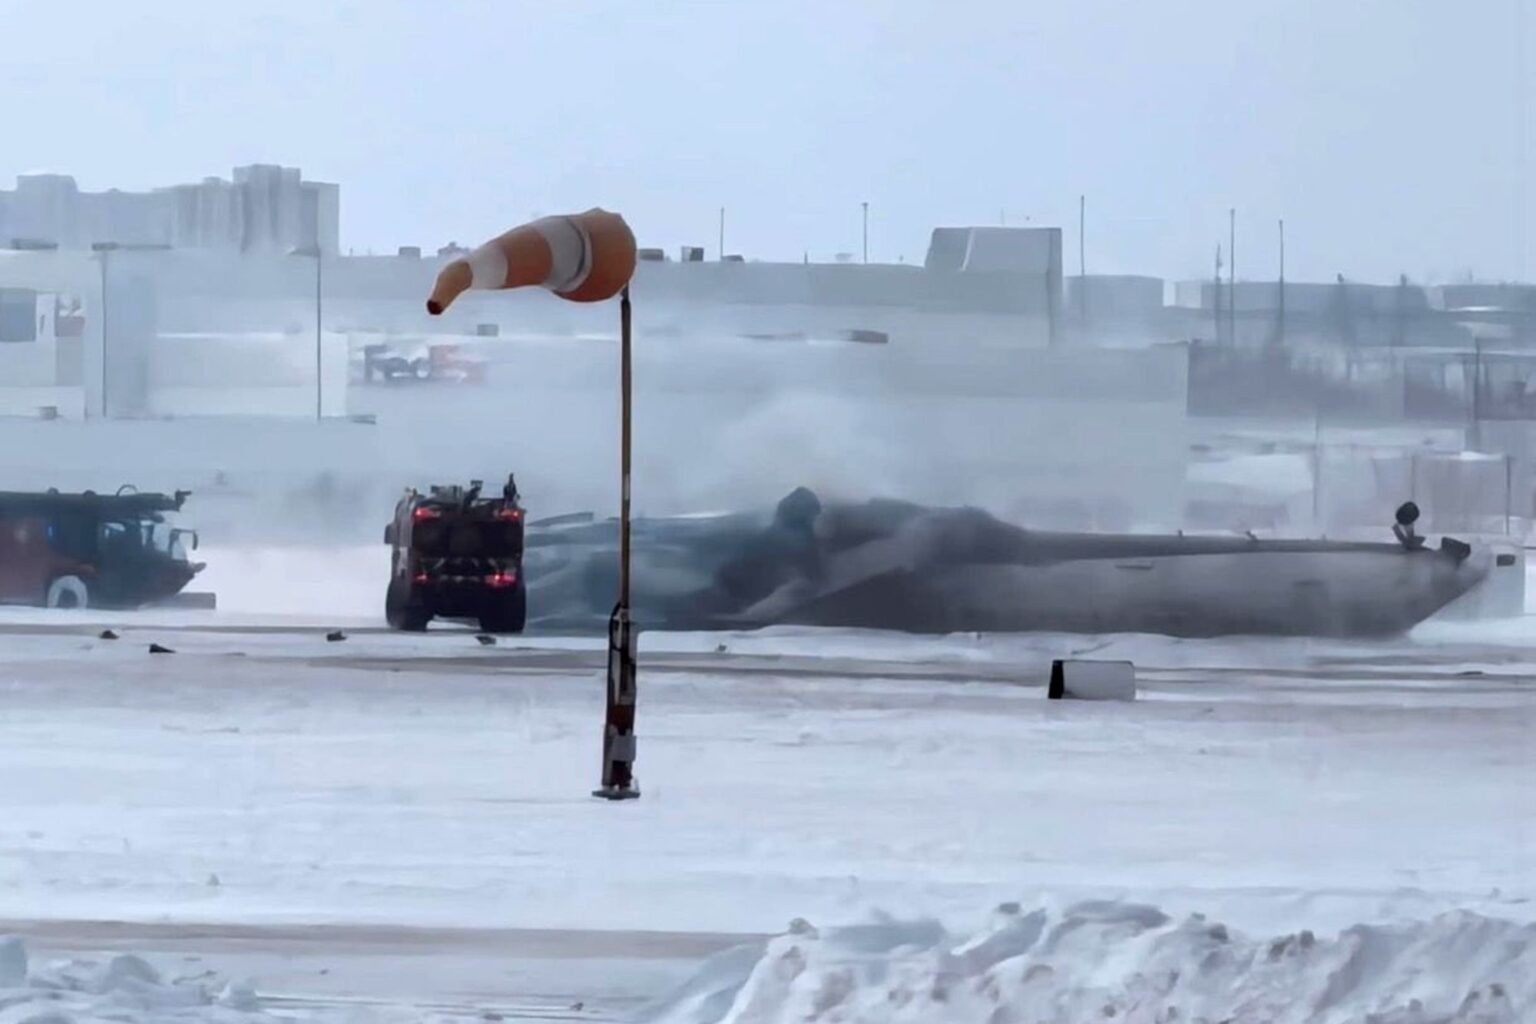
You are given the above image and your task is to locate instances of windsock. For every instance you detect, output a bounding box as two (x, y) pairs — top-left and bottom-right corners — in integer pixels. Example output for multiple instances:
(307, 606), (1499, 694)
(427, 208), (637, 315)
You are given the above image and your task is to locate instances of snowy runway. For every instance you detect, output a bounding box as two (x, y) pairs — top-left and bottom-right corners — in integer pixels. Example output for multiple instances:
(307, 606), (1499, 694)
(0, 611), (1533, 1017)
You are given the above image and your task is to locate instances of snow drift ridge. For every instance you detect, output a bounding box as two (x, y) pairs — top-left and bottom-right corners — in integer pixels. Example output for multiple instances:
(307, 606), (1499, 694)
(641, 900), (1535, 1024)
(0, 936), (270, 1023)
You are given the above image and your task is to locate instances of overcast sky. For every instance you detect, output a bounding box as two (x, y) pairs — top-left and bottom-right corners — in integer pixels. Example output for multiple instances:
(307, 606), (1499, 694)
(1, 0), (1531, 284)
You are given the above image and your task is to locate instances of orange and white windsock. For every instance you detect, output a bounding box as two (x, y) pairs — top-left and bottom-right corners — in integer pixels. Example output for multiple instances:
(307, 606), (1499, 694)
(426, 208), (637, 315)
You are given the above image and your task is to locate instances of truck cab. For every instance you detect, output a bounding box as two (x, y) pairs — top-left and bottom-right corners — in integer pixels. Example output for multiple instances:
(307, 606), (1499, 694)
(384, 477), (526, 633)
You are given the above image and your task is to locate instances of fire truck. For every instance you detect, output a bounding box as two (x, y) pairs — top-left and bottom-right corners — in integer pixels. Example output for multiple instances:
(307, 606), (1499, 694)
(0, 487), (204, 609)
(384, 477), (526, 632)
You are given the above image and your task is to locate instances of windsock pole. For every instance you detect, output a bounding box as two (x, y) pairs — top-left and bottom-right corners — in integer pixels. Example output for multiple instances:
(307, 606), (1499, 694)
(594, 284), (639, 801)
(620, 285), (633, 610)
(423, 208), (641, 801)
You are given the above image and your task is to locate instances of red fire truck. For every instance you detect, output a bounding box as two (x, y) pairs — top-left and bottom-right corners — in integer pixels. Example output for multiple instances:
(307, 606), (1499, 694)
(0, 488), (204, 609)
(384, 477), (526, 633)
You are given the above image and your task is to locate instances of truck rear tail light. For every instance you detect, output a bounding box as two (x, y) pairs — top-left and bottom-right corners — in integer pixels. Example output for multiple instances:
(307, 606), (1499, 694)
(485, 572), (518, 589)
(413, 506), (442, 521)
(496, 507), (523, 521)
(413, 572), (431, 585)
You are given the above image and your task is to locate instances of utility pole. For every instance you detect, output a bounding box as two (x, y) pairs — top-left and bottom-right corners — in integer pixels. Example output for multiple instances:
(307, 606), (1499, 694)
(1277, 219), (1286, 346)
(861, 202), (869, 264)
(1312, 411), (1323, 529)
(1229, 208), (1237, 345)
(96, 247), (110, 419)
(290, 245), (324, 420)
(312, 207), (325, 420)
(1214, 244), (1224, 343)
(718, 207), (725, 261)
(1078, 194), (1087, 326)
(1506, 453), (1514, 536)
(314, 252), (323, 420)
(1046, 241), (1059, 348)
(1472, 335), (1485, 450)
(90, 241), (171, 419)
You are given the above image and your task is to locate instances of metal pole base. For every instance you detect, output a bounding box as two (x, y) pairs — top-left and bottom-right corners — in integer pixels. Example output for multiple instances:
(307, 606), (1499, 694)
(594, 602), (639, 801)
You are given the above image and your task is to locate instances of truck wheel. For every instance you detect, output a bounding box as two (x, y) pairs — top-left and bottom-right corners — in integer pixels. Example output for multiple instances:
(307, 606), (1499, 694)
(385, 579), (431, 632)
(479, 586), (527, 634)
(46, 575), (91, 610)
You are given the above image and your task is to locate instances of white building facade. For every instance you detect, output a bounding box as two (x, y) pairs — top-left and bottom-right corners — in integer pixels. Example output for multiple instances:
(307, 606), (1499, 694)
(0, 165), (338, 255)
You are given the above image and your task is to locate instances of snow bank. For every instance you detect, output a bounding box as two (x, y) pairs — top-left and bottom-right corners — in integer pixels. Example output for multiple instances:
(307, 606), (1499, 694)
(0, 937), (272, 1023)
(643, 901), (1535, 1024)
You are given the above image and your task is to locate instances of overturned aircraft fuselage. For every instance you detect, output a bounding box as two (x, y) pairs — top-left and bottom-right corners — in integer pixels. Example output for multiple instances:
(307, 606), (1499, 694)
(523, 492), (1490, 638)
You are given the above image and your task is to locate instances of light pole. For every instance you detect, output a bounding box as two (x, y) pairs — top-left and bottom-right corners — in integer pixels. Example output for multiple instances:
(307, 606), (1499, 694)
(290, 245), (323, 420)
(1472, 335), (1485, 449)
(90, 242), (114, 419)
(1213, 243), (1223, 344)
(1277, 219), (1286, 346)
(1229, 208), (1237, 345)
(1078, 194), (1087, 326)
(90, 241), (170, 419)
(861, 202), (869, 264)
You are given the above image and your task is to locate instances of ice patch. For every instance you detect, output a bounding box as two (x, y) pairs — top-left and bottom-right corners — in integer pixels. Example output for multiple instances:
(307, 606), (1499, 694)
(0, 939), (273, 1023)
(643, 901), (1536, 1024)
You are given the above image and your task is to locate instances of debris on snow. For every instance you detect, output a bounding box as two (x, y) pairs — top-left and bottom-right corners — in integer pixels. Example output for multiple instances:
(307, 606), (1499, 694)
(148, 643), (175, 655)
(325, 630), (347, 642)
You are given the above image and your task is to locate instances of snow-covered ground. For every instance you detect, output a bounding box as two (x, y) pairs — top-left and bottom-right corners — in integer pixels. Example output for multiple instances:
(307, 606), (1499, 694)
(1, 600), (1534, 1019)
